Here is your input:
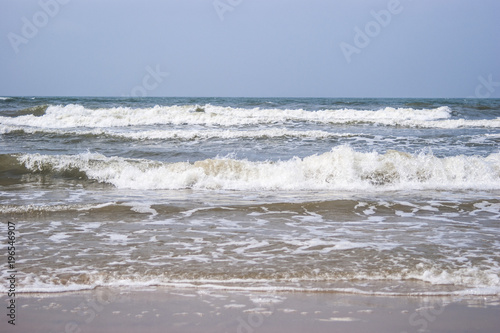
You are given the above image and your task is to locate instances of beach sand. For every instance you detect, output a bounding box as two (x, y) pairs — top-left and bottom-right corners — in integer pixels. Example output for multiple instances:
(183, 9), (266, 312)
(2, 287), (500, 333)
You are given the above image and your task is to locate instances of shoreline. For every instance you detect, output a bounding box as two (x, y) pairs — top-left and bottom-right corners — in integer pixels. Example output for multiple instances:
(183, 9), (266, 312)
(2, 287), (499, 332)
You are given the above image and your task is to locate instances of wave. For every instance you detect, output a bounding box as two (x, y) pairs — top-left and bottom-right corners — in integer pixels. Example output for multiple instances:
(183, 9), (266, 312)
(3, 267), (499, 296)
(1, 104), (497, 128)
(0, 105), (48, 118)
(5, 146), (500, 191)
(0, 203), (117, 214)
(0, 125), (357, 140)
(13, 104), (48, 116)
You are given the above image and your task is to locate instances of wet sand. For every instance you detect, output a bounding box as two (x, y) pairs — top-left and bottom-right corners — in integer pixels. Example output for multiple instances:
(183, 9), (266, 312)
(2, 287), (500, 333)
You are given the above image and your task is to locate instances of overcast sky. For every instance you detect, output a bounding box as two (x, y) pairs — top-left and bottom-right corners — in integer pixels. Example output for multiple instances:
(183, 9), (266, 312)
(1, 0), (499, 98)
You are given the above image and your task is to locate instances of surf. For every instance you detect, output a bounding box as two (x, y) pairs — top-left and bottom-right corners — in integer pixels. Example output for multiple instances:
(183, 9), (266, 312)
(4, 104), (495, 128)
(9, 146), (500, 191)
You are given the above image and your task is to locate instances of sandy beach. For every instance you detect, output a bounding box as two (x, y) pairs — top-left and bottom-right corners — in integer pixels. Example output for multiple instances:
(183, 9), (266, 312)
(2, 287), (499, 333)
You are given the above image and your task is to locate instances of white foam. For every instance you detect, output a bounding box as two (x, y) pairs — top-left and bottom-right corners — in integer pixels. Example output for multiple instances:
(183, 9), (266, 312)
(233, 240), (271, 254)
(3, 269), (500, 295)
(2, 104), (495, 129)
(16, 146), (500, 191)
(107, 233), (129, 243)
(224, 304), (246, 309)
(317, 317), (360, 322)
(0, 203), (116, 214)
(48, 233), (71, 242)
(123, 202), (158, 216)
(472, 201), (500, 215)
(290, 238), (371, 254)
(76, 202), (116, 211)
(74, 222), (102, 232)
(106, 128), (350, 141)
(0, 125), (353, 140)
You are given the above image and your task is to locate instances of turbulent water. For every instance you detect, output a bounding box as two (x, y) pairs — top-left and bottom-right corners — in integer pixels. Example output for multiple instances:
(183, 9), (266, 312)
(1, 96), (499, 296)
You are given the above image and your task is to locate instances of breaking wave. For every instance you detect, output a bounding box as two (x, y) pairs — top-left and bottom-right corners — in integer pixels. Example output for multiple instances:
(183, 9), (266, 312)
(0, 125), (357, 140)
(6, 270), (500, 296)
(1, 104), (498, 128)
(5, 146), (500, 191)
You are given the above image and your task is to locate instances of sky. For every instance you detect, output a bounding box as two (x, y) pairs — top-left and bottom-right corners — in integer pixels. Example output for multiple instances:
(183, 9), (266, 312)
(1, 0), (499, 98)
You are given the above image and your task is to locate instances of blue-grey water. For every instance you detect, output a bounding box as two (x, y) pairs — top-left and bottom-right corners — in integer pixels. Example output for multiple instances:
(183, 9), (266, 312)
(1, 96), (499, 295)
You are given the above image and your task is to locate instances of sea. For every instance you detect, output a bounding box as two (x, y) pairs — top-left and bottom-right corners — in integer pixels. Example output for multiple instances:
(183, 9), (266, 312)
(1, 96), (499, 297)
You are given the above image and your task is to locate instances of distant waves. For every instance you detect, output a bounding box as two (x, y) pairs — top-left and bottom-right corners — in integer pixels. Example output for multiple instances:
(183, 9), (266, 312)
(2, 104), (499, 128)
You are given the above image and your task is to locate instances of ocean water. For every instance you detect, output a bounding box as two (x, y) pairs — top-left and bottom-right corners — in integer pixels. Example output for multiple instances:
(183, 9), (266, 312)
(1, 96), (499, 296)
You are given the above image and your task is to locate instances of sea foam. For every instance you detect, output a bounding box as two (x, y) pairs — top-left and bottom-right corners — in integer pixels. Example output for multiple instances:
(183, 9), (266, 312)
(2, 104), (498, 128)
(15, 146), (500, 191)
